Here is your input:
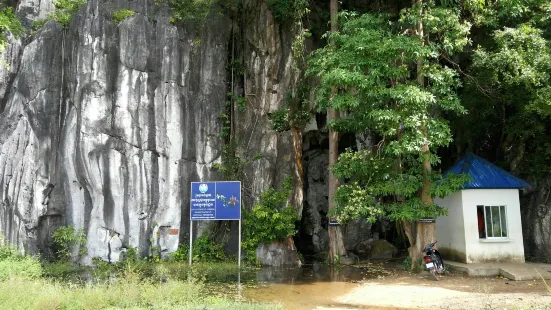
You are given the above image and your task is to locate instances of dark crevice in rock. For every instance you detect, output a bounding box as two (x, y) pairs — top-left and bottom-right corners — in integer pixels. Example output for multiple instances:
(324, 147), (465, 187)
(102, 150), (115, 230)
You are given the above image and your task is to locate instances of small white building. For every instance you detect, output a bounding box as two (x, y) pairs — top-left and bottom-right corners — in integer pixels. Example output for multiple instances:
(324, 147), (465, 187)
(435, 153), (532, 264)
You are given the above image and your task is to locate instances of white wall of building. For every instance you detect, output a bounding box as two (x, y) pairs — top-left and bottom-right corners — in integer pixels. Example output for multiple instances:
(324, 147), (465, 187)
(461, 189), (525, 263)
(435, 191), (467, 262)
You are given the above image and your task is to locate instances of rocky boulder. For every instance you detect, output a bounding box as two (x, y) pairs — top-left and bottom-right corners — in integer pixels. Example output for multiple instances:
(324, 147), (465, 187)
(256, 237), (302, 267)
(370, 239), (397, 259)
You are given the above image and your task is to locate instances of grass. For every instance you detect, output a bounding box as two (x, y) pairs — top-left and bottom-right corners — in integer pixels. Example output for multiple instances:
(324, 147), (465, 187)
(0, 275), (280, 309)
(0, 267), (280, 310)
(0, 239), (280, 310)
(42, 260), (253, 283)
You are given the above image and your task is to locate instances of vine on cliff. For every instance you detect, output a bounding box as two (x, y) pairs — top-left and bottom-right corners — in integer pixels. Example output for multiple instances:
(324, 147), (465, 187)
(155, 0), (215, 24)
(269, 84), (310, 133)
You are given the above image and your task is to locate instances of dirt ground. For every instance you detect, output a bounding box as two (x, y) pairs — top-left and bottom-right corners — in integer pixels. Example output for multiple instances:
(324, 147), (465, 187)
(245, 261), (551, 310)
(331, 271), (551, 309)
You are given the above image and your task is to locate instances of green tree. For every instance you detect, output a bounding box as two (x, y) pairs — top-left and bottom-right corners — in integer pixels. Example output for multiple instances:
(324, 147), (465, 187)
(326, 0), (347, 264)
(308, 1), (470, 266)
(452, 0), (551, 180)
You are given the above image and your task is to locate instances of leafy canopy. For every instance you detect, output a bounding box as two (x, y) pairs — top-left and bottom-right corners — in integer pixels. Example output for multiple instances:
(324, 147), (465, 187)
(453, 0), (551, 180)
(307, 3), (470, 223)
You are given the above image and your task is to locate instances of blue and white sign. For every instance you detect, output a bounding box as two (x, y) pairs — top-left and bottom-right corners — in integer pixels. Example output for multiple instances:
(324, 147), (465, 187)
(190, 181), (241, 220)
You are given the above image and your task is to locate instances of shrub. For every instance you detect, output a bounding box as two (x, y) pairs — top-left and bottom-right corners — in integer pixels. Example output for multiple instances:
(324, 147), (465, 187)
(0, 236), (18, 260)
(242, 178), (298, 262)
(0, 256), (43, 280)
(113, 9), (135, 25)
(32, 0), (87, 29)
(171, 244), (189, 262)
(156, 0), (215, 24)
(171, 236), (227, 263)
(0, 7), (24, 51)
(0, 236), (42, 280)
(0, 275), (282, 309)
(52, 226), (87, 262)
(267, 0), (308, 23)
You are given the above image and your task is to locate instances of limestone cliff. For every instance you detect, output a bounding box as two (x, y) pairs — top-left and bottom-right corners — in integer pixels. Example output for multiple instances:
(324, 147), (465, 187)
(0, 0), (308, 263)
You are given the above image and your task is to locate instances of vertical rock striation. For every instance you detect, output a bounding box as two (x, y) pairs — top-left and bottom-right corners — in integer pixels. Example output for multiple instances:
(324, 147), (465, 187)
(0, 0), (311, 264)
(0, 0), (236, 262)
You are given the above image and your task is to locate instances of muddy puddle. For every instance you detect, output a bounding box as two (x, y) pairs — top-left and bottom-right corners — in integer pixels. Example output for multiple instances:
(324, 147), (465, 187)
(239, 262), (392, 309)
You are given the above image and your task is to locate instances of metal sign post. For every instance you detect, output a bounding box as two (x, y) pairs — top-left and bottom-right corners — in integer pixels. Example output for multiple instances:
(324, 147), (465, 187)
(189, 181), (241, 269)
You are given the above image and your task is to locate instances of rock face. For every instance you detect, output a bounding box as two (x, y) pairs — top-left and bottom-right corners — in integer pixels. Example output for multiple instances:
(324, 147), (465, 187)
(297, 124), (374, 257)
(521, 179), (551, 263)
(0, 0), (301, 263)
(8, 0), (548, 266)
(256, 236), (301, 267)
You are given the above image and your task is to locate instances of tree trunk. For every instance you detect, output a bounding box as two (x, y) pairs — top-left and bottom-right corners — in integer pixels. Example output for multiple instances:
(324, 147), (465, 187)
(291, 127), (304, 216)
(406, 0), (436, 270)
(327, 0), (346, 263)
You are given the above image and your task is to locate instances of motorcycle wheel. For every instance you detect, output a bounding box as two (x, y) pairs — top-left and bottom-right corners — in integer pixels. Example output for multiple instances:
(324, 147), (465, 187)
(434, 255), (445, 274)
(430, 269), (439, 281)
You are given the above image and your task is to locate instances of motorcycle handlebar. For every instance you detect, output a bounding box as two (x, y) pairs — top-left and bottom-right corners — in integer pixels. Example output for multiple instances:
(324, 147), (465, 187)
(422, 240), (438, 252)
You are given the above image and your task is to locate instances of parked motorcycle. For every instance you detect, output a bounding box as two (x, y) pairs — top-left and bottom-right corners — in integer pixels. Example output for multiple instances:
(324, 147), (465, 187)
(423, 241), (445, 281)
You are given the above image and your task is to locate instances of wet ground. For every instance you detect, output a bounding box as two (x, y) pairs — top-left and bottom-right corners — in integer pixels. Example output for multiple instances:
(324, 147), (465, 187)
(241, 262), (385, 309)
(240, 260), (551, 309)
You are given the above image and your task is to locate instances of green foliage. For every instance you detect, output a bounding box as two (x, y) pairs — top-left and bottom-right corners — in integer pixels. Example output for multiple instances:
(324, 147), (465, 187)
(218, 140), (246, 181)
(269, 109), (291, 132)
(113, 9), (136, 25)
(52, 226), (87, 262)
(124, 246), (139, 263)
(219, 93), (247, 139)
(453, 0), (551, 181)
(0, 236), (42, 280)
(218, 113), (230, 138)
(171, 236), (227, 263)
(32, 0), (87, 29)
(0, 236), (17, 260)
(192, 236), (227, 262)
(269, 84), (311, 133)
(0, 256), (43, 281)
(308, 5), (470, 224)
(242, 179), (298, 263)
(171, 244), (189, 262)
(228, 59), (245, 76)
(0, 7), (23, 52)
(156, 0), (216, 24)
(402, 256), (412, 271)
(227, 92), (247, 113)
(0, 269), (281, 309)
(267, 0), (308, 23)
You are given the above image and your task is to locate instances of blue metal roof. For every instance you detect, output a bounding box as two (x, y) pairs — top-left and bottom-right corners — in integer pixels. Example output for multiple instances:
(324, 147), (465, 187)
(445, 153), (533, 190)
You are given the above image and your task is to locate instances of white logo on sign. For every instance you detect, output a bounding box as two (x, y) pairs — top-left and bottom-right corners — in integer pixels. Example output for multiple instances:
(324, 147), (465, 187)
(198, 183), (208, 193)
